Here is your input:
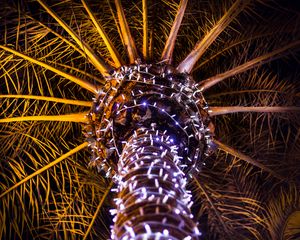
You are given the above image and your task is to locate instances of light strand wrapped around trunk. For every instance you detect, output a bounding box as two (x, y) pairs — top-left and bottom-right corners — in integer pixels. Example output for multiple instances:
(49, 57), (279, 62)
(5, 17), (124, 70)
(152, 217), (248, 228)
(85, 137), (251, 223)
(111, 127), (201, 239)
(83, 63), (216, 239)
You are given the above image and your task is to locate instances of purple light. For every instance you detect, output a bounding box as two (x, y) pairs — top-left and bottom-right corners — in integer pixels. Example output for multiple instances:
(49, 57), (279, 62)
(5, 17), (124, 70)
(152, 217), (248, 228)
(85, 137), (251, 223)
(142, 102), (147, 106)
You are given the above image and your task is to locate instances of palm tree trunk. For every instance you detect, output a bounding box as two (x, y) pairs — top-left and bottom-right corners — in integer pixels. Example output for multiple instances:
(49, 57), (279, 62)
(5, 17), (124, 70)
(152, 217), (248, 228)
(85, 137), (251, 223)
(85, 63), (212, 238)
(111, 128), (200, 239)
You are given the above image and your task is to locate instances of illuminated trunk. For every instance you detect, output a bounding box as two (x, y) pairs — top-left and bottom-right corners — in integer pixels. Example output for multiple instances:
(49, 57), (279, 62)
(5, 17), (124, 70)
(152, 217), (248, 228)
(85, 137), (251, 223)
(111, 128), (200, 239)
(85, 63), (213, 239)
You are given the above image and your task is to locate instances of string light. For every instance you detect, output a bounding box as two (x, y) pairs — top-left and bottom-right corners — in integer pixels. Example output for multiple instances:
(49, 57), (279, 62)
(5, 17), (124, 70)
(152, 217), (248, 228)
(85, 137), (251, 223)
(82, 63), (215, 239)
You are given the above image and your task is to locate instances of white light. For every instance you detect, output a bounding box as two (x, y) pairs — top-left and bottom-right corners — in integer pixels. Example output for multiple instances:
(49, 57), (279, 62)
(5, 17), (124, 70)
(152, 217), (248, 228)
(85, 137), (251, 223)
(109, 209), (117, 215)
(163, 229), (169, 236)
(194, 227), (202, 236)
(148, 194), (155, 201)
(122, 235), (129, 240)
(145, 224), (151, 234)
(125, 226), (135, 237)
(183, 236), (192, 240)
(155, 179), (159, 188)
(163, 174), (168, 181)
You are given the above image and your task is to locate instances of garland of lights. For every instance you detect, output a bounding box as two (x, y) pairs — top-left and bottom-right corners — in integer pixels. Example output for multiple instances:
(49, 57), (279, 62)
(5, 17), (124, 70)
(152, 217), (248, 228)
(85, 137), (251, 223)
(83, 63), (215, 239)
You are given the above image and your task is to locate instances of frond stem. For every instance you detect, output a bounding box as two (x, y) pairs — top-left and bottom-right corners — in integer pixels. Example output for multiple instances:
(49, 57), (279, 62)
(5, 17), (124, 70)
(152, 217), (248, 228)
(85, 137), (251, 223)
(52, 62), (105, 84)
(193, 176), (231, 237)
(0, 45), (98, 93)
(81, 0), (124, 68)
(83, 181), (114, 240)
(177, 0), (249, 73)
(36, 0), (112, 77)
(0, 112), (89, 123)
(142, 0), (149, 60)
(0, 142), (89, 199)
(209, 106), (300, 116)
(25, 14), (86, 57)
(0, 95), (92, 107)
(199, 40), (300, 91)
(161, 0), (188, 64)
(213, 139), (284, 180)
(115, 0), (139, 63)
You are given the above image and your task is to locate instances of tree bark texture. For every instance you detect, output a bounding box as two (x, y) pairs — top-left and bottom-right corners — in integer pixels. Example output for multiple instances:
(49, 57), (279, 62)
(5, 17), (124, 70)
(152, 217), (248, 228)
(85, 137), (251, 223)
(111, 128), (201, 239)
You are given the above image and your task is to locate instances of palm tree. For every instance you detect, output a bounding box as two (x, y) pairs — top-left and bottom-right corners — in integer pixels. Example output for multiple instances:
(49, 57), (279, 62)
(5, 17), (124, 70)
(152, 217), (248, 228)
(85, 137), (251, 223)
(1, 0), (300, 239)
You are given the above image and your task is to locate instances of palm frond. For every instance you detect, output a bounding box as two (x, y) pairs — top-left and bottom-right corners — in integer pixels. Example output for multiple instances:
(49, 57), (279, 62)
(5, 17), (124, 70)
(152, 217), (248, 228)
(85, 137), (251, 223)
(114, 0), (138, 63)
(161, 0), (188, 64)
(263, 185), (300, 240)
(36, 0), (112, 76)
(177, 0), (250, 73)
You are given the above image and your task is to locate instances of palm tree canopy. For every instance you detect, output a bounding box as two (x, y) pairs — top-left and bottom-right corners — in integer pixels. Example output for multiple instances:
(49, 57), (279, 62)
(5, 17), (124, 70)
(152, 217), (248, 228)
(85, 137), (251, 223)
(0, 0), (300, 239)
